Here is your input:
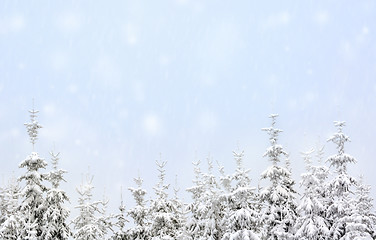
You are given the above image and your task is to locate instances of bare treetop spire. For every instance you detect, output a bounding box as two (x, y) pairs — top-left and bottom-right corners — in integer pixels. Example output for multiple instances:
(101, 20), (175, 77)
(24, 105), (42, 150)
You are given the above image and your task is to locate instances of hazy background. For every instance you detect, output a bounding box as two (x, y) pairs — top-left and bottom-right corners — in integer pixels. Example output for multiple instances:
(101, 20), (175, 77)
(1, 0), (376, 215)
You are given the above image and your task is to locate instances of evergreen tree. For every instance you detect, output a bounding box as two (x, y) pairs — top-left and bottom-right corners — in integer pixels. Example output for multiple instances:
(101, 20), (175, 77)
(259, 114), (297, 240)
(342, 176), (376, 239)
(148, 160), (182, 240)
(18, 107), (48, 239)
(128, 174), (149, 240)
(221, 150), (260, 240)
(42, 151), (70, 239)
(172, 176), (190, 240)
(186, 160), (207, 239)
(294, 149), (330, 240)
(0, 176), (22, 239)
(112, 190), (129, 240)
(326, 121), (357, 240)
(72, 174), (107, 240)
(198, 157), (224, 239)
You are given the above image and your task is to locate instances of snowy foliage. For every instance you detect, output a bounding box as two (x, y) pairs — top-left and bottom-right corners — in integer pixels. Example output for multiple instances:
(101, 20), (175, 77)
(128, 175), (149, 240)
(72, 175), (110, 240)
(221, 150), (260, 240)
(259, 114), (297, 240)
(1, 109), (376, 240)
(148, 160), (184, 240)
(294, 148), (330, 240)
(326, 121), (358, 240)
(42, 151), (70, 240)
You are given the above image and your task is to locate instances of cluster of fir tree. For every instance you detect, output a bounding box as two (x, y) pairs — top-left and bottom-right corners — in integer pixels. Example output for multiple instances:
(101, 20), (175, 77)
(0, 109), (375, 240)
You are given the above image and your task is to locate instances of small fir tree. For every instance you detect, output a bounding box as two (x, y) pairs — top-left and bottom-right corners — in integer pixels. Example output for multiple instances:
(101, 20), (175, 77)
(0, 176), (22, 239)
(128, 174), (149, 240)
(112, 189), (129, 240)
(72, 174), (107, 240)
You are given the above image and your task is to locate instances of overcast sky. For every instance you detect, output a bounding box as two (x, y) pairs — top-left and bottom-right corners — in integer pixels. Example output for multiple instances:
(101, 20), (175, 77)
(1, 0), (376, 213)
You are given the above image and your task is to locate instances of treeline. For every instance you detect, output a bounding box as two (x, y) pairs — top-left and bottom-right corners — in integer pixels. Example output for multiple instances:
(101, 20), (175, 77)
(0, 109), (375, 240)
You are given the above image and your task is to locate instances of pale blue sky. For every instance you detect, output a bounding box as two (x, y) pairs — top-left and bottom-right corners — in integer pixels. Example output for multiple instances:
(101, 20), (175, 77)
(1, 1), (375, 212)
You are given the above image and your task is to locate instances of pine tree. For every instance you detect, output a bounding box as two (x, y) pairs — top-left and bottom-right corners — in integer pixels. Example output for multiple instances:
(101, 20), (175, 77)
(72, 174), (107, 240)
(148, 160), (182, 240)
(0, 175), (22, 239)
(18, 107), (48, 239)
(294, 149), (330, 240)
(342, 176), (376, 239)
(259, 114), (297, 240)
(221, 150), (260, 240)
(326, 121), (357, 240)
(128, 174), (149, 240)
(41, 151), (71, 239)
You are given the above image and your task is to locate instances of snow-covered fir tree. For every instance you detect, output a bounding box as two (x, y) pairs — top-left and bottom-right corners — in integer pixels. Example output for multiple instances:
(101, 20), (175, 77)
(128, 174), (149, 240)
(18, 107), (49, 239)
(0, 184), (7, 226)
(186, 160), (207, 239)
(221, 150), (260, 240)
(171, 176), (190, 240)
(193, 157), (224, 240)
(294, 149), (330, 240)
(72, 174), (108, 240)
(148, 160), (183, 240)
(0, 175), (22, 239)
(326, 121), (357, 240)
(259, 114), (297, 240)
(112, 189), (129, 240)
(98, 192), (114, 238)
(42, 151), (70, 240)
(341, 176), (376, 239)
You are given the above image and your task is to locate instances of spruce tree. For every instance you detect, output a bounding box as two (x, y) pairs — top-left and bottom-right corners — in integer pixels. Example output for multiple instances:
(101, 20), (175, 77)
(221, 150), (260, 240)
(148, 160), (182, 240)
(72, 174), (107, 240)
(18, 107), (48, 239)
(259, 114), (297, 240)
(0, 176), (22, 239)
(186, 160), (206, 239)
(326, 121), (357, 239)
(128, 174), (149, 239)
(42, 151), (70, 239)
(294, 149), (330, 240)
(342, 176), (376, 239)
(112, 190), (129, 240)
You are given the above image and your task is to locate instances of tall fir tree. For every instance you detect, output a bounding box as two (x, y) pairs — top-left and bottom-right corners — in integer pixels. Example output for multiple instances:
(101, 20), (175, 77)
(42, 151), (70, 239)
(259, 114), (297, 240)
(221, 150), (260, 240)
(18, 107), (48, 239)
(326, 121), (357, 239)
